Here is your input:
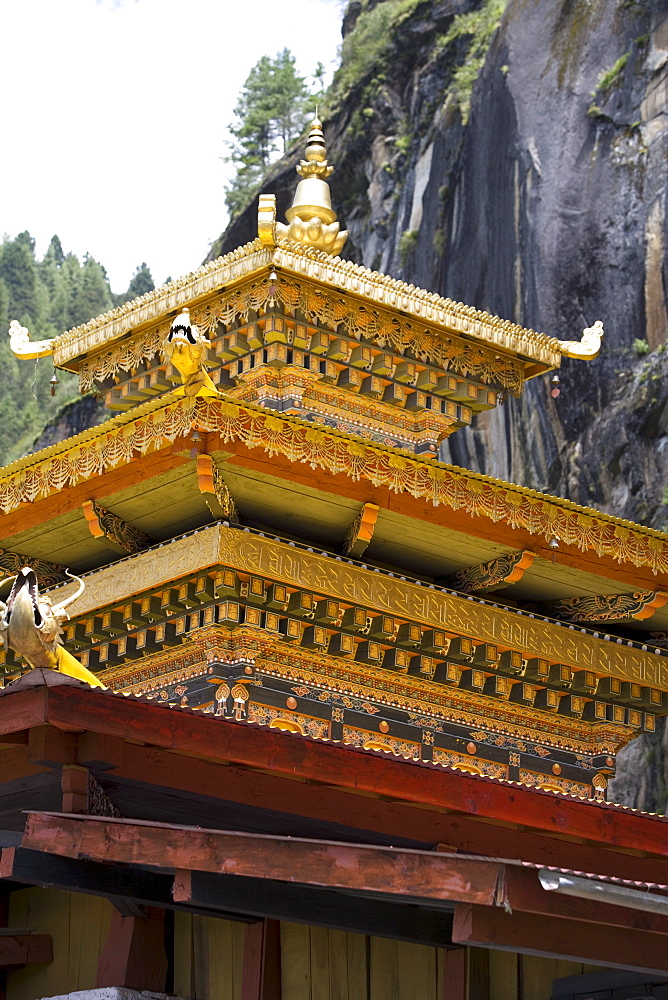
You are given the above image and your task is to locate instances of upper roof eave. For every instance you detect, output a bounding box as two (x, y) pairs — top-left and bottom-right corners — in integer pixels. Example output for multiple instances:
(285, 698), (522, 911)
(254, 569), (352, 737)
(46, 240), (571, 373)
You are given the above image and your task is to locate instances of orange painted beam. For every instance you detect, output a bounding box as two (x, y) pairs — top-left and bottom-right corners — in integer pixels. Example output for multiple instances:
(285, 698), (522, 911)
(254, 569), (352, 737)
(0, 446), (189, 542)
(452, 903), (668, 977)
(23, 812), (501, 905)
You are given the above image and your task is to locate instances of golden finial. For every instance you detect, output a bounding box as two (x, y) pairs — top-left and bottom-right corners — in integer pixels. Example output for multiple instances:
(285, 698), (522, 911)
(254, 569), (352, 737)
(274, 117), (348, 256)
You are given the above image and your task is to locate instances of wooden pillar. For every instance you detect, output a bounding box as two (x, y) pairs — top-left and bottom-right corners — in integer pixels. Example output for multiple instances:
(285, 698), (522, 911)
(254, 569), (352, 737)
(242, 918), (281, 1000)
(96, 906), (168, 992)
(469, 948), (490, 1000)
(441, 948), (467, 1000)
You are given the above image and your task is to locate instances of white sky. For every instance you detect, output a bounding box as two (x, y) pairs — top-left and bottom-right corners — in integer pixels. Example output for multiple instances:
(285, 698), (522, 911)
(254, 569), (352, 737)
(2, 0), (343, 292)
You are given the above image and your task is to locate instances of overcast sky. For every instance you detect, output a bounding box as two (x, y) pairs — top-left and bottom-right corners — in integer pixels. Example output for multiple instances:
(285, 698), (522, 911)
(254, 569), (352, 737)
(2, 0), (343, 292)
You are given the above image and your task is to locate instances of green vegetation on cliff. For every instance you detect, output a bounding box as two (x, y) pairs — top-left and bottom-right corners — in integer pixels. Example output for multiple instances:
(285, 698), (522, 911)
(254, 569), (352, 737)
(224, 50), (324, 219)
(0, 233), (155, 466)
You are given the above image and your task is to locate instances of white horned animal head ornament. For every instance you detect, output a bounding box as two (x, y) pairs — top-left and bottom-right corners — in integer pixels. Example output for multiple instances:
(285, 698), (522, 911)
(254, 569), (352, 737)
(0, 568), (105, 688)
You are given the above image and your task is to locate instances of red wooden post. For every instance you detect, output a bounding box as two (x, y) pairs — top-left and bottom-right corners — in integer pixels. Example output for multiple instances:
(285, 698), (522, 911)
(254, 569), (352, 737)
(96, 906), (167, 991)
(441, 948), (466, 1000)
(242, 919), (281, 1000)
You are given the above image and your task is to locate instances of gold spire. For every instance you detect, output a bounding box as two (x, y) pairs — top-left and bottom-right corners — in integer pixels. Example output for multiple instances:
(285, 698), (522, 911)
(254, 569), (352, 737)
(275, 118), (348, 256)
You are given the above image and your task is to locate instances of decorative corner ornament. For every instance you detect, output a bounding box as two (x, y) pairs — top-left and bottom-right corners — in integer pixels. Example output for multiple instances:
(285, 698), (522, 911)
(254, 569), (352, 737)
(0, 567), (105, 687)
(558, 320), (604, 360)
(258, 193), (277, 247)
(82, 500), (153, 555)
(162, 308), (219, 398)
(8, 320), (58, 360)
(545, 589), (668, 623)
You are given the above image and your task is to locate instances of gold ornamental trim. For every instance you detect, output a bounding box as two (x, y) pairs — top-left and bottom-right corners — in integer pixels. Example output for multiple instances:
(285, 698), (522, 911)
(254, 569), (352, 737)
(102, 626), (630, 755)
(48, 241), (568, 376)
(77, 271), (527, 395)
(3, 393), (668, 576)
(45, 521), (668, 690)
(215, 528), (668, 690)
(54, 241), (271, 365)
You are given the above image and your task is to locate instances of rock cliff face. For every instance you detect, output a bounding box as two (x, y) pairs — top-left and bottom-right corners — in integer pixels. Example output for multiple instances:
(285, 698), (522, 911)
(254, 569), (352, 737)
(214, 0), (668, 526)
(211, 0), (668, 809)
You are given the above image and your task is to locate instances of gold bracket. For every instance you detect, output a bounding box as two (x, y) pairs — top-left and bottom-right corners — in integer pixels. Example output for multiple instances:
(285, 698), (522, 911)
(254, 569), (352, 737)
(197, 455), (239, 522)
(82, 500), (153, 555)
(342, 503), (380, 558)
(444, 550), (536, 594)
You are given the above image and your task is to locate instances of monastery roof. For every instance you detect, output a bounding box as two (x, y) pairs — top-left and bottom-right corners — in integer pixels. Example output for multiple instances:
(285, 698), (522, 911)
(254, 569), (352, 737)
(1, 389), (667, 571)
(47, 238), (571, 374)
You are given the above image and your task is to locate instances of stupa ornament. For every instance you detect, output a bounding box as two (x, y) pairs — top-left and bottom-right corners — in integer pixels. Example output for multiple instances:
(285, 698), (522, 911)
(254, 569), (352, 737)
(275, 118), (348, 255)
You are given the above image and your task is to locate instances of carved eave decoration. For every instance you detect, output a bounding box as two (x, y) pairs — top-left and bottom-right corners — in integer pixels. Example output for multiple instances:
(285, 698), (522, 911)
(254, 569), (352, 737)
(8, 234), (602, 394)
(1, 392), (668, 576)
(540, 590), (668, 624)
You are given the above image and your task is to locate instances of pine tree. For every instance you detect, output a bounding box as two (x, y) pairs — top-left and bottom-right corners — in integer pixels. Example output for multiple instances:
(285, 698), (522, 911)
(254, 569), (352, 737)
(0, 233), (158, 465)
(125, 262), (155, 301)
(225, 49), (314, 219)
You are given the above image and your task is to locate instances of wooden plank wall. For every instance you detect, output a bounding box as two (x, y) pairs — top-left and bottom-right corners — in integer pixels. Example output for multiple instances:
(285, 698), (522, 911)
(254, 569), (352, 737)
(173, 918), (605, 1000)
(6, 887), (112, 1000)
(174, 912), (246, 1000)
(2, 891), (606, 1000)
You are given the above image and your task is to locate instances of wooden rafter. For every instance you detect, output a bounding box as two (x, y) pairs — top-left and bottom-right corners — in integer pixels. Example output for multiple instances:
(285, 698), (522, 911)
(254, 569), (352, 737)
(22, 812), (501, 907)
(452, 903), (668, 977)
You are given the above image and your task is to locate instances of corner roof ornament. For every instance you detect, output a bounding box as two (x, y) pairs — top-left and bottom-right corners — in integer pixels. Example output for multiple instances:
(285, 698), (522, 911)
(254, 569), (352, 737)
(272, 117), (348, 256)
(558, 320), (604, 360)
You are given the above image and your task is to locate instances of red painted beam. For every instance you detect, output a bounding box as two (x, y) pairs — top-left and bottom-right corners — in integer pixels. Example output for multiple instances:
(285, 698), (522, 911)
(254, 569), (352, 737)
(77, 735), (668, 886)
(452, 903), (668, 977)
(502, 865), (668, 935)
(22, 812), (501, 906)
(38, 685), (668, 857)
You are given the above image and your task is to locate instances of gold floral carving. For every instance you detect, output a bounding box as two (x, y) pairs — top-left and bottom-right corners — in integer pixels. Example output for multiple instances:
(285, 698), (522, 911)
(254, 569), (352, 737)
(0, 549), (69, 588)
(449, 549), (537, 594)
(3, 393), (668, 579)
(82, 499), (153, 554)
(545, 590), (668, 623)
